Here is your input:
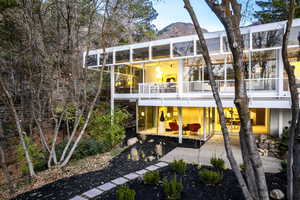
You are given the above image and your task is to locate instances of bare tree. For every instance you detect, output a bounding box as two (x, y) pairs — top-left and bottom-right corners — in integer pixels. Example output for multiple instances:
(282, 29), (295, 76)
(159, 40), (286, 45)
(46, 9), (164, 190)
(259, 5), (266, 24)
(183, 0), (269, 199)
(281, 0), (300, 199)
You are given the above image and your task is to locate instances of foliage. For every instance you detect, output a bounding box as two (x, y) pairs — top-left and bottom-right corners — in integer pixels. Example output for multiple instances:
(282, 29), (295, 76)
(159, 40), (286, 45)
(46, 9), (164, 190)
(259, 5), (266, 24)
(89, 108), (130, 148)
(281, 160), (288, 174)
(170, 159), (187, 174)
(199, 169), (223, 185)
(162, 176), (183, 200)
(255, 0), (300, 24)
(116, 185), (136, 200)
(279, 126), (289, 156)
(16, 136), (47, 174)
(55, 138), (110, 161)
(143, 171), (160, 185)
(210, 157), (225, 171)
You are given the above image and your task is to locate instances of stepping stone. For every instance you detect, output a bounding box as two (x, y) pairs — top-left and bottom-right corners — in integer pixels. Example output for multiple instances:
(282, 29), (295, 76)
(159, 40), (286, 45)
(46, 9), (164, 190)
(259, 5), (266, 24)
(82, 188), (103, 198)
(146, 165), (159, 171)
(124, 173), (139, 180)
(111, 177), (128, 185)
(135, 169), (148, 175)
(155, 162), (169, 168)
(98, 182), (116, 191)
(70, 195), (87, 200)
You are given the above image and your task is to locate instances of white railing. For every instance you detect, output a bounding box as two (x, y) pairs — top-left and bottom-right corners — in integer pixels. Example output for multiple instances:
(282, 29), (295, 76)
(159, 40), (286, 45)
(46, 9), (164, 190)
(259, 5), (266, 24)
(139, 82), (178, 94)
(138, 78), (287, 95)
(183, 78), (280, 93)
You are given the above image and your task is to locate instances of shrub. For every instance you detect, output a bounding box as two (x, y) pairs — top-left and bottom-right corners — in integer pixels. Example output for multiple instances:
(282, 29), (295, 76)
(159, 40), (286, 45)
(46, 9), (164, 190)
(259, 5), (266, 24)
(16, 136), (47, 174)
(281, 160), (287, 174)
(210, 157), (225, 171)
(143, 171), (160, 185)
(55, 138), (109, 161)
(89, 108), (130, 148)
(279, 126), (289, 156)
(199, 169), (223, 185)
(170, 159), (187, 174)
(163, 176), (183, 200)
(116, 185), (136, 200)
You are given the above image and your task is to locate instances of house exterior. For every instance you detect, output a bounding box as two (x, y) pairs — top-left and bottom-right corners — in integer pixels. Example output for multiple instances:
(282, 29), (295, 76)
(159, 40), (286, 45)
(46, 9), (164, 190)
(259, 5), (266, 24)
(85, 19), (300, 143)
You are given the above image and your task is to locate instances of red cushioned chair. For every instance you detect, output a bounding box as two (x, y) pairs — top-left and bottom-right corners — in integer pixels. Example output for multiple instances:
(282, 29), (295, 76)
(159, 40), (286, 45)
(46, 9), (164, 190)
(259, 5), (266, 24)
(169, 122), (179, 131)
(188, 123), (201, 135)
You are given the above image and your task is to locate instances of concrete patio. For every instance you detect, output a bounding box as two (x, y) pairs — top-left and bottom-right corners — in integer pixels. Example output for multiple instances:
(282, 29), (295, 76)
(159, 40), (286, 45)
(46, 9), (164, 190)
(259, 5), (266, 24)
(160, 134), (282, 173)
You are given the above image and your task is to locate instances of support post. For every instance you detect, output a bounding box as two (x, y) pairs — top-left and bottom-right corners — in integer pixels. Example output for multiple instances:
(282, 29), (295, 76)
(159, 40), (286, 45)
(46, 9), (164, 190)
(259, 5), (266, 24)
(203, 107), (207, 140)
(110, 65), (115, 123)
(278, 109), (283, 137)
(178, 59), (184, 96)
(178, 107), (183, 144)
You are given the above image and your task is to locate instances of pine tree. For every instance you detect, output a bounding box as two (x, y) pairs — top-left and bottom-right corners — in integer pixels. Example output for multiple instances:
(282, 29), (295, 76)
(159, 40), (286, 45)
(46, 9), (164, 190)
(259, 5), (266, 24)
(255, 0), (300, 23)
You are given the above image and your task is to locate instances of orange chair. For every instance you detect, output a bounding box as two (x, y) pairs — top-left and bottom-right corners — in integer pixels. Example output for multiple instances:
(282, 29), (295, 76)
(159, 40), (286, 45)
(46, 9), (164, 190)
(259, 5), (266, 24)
(169, 122), (179, 131)
(188, 123), (201, 135)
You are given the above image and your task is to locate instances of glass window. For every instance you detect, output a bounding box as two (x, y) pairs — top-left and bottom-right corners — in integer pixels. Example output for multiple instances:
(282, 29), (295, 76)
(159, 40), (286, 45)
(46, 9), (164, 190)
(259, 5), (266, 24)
(173, 41), (194, 57)
(138, 106), (158, 134)
(115, 64), (143, 93)
(184, 58), (204, 81)
(116, 50), (130, 63)
(197, 37), (220, 54)
(133, 47), (149, 61)
(223, 34), (250, 52)
(252, 29), (284, 49)
(152, 44), (170, 59)
(250, 50), (276, 90)
(284, 47), (300, 91)
(86, 54), (97, 66)
(288, 26), (300, 46)
(100, 52), (113, 65)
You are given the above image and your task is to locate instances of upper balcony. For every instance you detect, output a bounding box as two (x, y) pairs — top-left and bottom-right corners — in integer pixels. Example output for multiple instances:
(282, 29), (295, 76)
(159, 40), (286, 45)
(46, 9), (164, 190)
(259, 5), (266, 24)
(137, 78), (290, 99)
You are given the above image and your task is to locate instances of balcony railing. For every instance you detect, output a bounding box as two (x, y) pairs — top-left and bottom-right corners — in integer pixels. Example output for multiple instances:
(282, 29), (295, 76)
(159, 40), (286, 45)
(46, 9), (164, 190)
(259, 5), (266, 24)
(138, 78), (286, 96)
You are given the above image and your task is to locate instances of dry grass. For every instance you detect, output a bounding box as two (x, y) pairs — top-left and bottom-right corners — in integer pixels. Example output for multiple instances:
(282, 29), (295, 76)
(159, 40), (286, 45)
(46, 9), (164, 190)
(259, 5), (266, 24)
(0, 146), (124, 199)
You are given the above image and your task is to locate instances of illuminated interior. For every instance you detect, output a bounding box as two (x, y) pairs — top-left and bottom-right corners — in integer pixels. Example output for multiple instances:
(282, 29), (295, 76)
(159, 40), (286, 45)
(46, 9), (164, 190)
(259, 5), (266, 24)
(215, 108), (270, 134)
(138, 106), (270, 138)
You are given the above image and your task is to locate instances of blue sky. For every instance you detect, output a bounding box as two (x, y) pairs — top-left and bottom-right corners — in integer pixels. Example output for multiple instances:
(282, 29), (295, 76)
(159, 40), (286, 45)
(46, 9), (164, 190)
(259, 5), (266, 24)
(152, 0), (257, 32)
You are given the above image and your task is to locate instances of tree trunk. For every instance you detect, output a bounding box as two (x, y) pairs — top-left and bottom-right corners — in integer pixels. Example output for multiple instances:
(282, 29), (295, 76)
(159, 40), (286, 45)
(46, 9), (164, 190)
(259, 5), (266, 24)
(0, 120), (15, 195)
(0, 78), (36, 176)
(281, 1), (300, 199)
(183, 1), (253, 199)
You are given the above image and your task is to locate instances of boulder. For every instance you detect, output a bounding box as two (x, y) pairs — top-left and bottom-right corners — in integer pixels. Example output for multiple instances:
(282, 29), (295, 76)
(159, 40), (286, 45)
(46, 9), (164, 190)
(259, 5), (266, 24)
(147, 156), (156, 162)
(127, 137), (138, 146)
(130, 147), (139, 161)
(270, 189), (284, 200)
(155, 143), (163, 157)
(138, 134), (147, 142)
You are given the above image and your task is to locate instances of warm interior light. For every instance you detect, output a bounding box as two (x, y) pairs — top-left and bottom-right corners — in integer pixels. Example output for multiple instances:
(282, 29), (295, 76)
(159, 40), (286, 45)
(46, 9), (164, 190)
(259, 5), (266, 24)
(167, 113), (171, 118)
(141, 112), (145, 117)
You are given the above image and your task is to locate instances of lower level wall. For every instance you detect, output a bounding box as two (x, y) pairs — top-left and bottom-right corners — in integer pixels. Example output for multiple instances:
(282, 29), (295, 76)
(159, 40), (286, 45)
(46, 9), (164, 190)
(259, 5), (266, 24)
(270, 108), (292, 137)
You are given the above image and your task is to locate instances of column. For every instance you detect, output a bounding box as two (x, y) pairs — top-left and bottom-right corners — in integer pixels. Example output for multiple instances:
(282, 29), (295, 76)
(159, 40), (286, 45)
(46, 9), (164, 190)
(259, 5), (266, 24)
(110, 65), (115, 122)
(278, 109), (283, 138)
(178, 59), (184, 95)
(203, 107), (207, 140)
(278, 49), (284, 96)
(178, 107), (183, 144)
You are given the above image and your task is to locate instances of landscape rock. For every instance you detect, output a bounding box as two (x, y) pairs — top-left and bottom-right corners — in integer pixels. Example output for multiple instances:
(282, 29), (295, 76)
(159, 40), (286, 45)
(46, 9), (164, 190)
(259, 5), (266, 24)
(127, 137), (138, 146)
(270, 189), (284, 200)
(147, 156), (155, 162)
(148, 139), (154, 143)
(130, 147), (139, 161)
(138, 134), (147, 142)
(260, 134), (268, 142)
(155, 143), (163, 157)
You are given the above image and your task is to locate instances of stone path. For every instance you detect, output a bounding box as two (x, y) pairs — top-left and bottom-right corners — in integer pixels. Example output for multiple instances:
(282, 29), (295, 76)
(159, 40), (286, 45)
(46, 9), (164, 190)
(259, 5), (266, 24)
(160, 134), (282, 173)
(69, 162), (169, 200)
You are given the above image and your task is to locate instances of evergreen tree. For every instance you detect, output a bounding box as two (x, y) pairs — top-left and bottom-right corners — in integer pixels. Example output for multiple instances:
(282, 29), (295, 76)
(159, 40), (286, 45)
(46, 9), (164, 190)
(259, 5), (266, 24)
(255, 0), (300, 23)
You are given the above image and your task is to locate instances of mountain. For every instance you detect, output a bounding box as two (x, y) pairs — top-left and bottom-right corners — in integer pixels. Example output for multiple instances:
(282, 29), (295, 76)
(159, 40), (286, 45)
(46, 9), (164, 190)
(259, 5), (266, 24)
(157, 22), (208, 39)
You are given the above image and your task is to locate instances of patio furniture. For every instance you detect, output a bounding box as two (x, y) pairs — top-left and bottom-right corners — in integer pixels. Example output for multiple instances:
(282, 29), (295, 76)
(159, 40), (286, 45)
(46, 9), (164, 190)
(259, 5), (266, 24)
(188, 123), (201, 135)
(169, 122), (179, 131)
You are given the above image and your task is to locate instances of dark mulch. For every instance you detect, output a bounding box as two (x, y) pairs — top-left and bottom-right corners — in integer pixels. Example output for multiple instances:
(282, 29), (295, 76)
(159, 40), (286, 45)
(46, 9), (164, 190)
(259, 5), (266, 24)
(12, 129), (201, 200)
(97, 165), (287, 200)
